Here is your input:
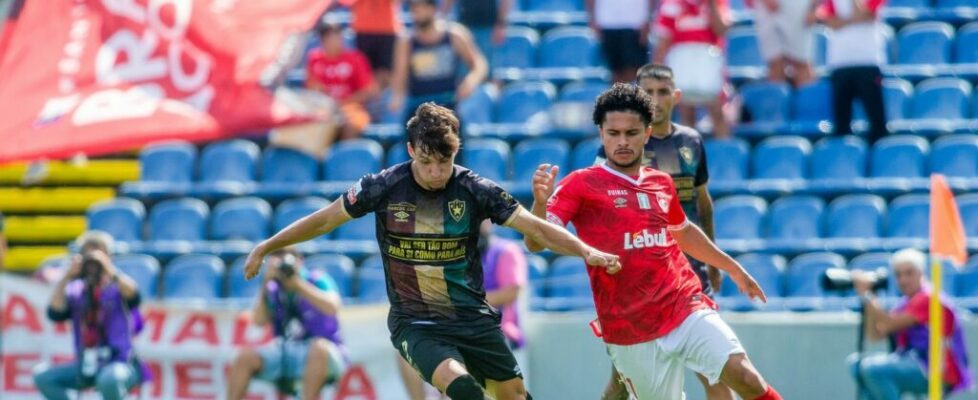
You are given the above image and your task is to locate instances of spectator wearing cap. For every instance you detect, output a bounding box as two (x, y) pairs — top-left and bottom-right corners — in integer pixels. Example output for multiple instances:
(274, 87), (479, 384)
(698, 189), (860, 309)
(306, 22), (379, 141)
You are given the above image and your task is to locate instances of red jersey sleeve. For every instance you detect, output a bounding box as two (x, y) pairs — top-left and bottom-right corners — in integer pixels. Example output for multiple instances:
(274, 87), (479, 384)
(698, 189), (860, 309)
(866, 0), (886, 14)
(545, 172), (584, 227)
(664, 177), (688, 231)
(351, 51), (375, 92)
(900, 292), (954, 336)
(655, 0), (680, 39)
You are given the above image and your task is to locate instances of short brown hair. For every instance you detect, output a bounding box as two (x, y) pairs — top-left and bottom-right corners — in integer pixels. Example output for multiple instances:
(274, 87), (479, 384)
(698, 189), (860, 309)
(406, 102), (461, 159)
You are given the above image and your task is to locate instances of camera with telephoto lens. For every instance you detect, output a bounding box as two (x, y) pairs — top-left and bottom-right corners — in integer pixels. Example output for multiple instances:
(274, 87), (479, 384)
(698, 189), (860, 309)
(79, 253), (104, 282)
(821, 267), (889, 292)
(277, 253), (298, 280)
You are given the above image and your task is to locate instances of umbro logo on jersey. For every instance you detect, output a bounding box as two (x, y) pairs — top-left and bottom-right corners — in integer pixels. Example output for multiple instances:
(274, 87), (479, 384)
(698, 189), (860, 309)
(624, 228), (669, 250)
(614, 197), (627, 208)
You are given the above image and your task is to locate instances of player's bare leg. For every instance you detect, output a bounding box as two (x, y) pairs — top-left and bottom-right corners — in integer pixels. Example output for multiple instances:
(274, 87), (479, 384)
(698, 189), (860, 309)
(601, 366), (629, 400)
(397, 354), (428, 400)
(766, 56), (787, 83)
(695, 371), (735, 400)
(485, 377), (529, 400)
(227, 348), (262, 400)
(431, 358), (490, 400)
(301, 338), (332, 400)
(718, 353), (781, 399)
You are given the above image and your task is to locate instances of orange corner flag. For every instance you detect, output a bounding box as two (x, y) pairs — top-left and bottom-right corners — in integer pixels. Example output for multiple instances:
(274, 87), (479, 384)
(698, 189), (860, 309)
(930, 174), (968, 267)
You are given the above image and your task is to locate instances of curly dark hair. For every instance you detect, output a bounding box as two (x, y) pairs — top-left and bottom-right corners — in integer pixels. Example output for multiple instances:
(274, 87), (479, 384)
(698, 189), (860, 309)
(406, 102), (461, 159)
(592, 82), (655, 127)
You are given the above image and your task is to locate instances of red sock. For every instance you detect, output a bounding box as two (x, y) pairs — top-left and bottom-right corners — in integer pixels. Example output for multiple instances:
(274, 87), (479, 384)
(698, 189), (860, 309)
(754, 386), (782, 400)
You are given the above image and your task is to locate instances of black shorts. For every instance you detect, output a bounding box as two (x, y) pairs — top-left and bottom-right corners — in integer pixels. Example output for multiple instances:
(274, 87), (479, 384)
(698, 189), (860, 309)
(391, 321), (523, 385)
(599, 29), (649, 72)
(355, 34), (396, 71)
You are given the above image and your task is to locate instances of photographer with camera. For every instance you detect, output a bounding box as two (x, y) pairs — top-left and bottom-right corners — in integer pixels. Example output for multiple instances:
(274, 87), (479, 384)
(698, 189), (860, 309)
(32, 231), (148, 400)
(227, 248), (347, 400)
(844, 248), (973, 400)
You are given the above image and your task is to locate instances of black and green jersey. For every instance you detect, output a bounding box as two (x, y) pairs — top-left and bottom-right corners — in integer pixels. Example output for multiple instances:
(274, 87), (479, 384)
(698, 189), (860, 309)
(342, 162), (520, 328)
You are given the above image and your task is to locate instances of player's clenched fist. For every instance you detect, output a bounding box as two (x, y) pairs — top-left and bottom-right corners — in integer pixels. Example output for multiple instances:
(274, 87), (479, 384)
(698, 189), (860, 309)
(532, 164), (559, 205)
(586, 248), (622, 275)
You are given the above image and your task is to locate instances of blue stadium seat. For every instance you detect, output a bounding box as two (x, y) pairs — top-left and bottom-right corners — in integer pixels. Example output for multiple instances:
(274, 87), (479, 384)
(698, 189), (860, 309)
(714, 196), (767, 252)
(191, 140), (260, 199)
(930, 135), (978, 184)
(457, 84), (497, 125)
(255, 147), (319, 199)
(210, 197), (271, 242)
(119, 140), (196, 200)
(462, 139), (511, 182)
(718, 253), (786, 311)
(785, 252), (847, 311)
(274, 197), (330, 243)
(538, 27), (599, 68)
(849, 252), (892, 272)
(321, 139), (384, 197)
(560, 81), (608, 103)
(546, 256), (593, 311)
(305, 253), (356, 298)
(808, 137), (869, 195)
(495, 81), (556, 124)
(86, 198), (146, 243)
(766, 196), (825, 253)
(735, 82), (790, 137)
(510, 138), (571, 199)
(227, 256), (262, 299)
(386, 141), (410, 167)
(493, 26), (539, 70)
(950, 22), (978, 80)
(142, 198), (209, 260)
(868, 135), (930, 194)
(525, 0), (583, 12)
(114, 254), (160, 299)
(705, 138), (750, 195)
(789, 80), (833, 137)
(826, 195), (887, 239)
(886, 194), (930, 248)
(752, 136), (811, 180)
(526, 254), (549, 299)
(726, 27), (765, 82)
(934, 0), (978, 25)
(891, 78), (972, 136)
(889, 22), (955, 81)
(881, 0), (934, 28)
(572, 137), (602, 170)
(334, 214), (376, 241)
(163, 254), (225, 300)
(956, 194), (978, 239)
(357, 256), (388, 303)
(882, 79), (914, 124)
(956, 261), (978, 312)
(551, 81), (607, 139)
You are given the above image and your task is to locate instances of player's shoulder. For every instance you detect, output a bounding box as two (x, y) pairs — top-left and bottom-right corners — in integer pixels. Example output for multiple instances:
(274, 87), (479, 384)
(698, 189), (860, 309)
(453, 165), (506, 194)
(642, 166), (675, 185)
(365, 161), (413, 188)
(672, 124), (705, 143)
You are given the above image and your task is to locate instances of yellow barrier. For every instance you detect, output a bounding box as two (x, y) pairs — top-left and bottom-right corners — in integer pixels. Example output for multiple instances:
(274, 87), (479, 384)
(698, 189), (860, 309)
(0, 187), (116, 213)
(0, 160), (139, 185)
(5, 215), (87, 243)
(3, 246), (67, 272)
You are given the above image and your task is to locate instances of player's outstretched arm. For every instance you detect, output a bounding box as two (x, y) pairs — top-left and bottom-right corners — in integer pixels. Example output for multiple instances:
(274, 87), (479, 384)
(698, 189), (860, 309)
(672, 222), (767, 302)
(243, 198), (352, 279)
(523, 164), (559, 253)
(508, 206), (622, 274)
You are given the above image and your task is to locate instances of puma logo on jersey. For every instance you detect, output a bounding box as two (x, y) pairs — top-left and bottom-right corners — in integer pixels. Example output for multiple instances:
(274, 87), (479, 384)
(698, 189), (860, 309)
(624, 228), (669, 249)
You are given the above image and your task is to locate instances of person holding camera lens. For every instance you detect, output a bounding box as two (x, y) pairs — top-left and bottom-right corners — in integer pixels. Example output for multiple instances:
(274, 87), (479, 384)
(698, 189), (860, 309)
(227, 248), (347, 400)
(845, 248), (974, 400)
(33, 231), (148, 400)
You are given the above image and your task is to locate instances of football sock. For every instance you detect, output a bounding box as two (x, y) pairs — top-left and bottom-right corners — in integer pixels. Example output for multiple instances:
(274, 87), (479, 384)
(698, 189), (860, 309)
(445, 374), (486, 400)
(754, 385), (782, 400)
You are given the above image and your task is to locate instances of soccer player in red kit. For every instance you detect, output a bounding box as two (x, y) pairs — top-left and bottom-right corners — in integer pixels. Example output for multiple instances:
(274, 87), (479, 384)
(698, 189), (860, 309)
(525, 83), (782, 400)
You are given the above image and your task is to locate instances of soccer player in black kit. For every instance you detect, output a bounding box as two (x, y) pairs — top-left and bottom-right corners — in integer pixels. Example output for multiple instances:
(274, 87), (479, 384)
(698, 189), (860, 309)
(244, 103), (621, 400)
(597, 64), (732, 400)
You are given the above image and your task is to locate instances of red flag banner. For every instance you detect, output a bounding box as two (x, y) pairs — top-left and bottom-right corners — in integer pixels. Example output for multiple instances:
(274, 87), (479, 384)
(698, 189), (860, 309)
(0, 0), (331, 163)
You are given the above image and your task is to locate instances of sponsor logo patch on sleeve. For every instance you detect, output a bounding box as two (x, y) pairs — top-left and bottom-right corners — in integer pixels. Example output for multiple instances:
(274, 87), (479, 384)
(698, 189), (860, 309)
(346, 181), (363, 205)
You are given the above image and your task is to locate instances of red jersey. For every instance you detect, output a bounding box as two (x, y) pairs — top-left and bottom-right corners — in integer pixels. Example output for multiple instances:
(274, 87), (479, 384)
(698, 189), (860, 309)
(306, 48), (374, 102)
(655, 0), (729, 47)
(547, 164), (716, 345)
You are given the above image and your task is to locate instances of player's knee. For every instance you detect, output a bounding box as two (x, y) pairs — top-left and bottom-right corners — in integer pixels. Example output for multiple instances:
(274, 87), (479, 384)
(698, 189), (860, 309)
(445, 374), (486, 400)
(308, 338), (331, 361)
(232, 348), (262, 371)
(724, 354), (766, 394)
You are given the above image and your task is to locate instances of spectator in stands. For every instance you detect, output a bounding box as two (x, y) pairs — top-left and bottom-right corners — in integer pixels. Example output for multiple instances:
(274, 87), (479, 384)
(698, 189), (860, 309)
(654, 0), (732, 138)
(389, 0), (488, 123)
(33, 231), (149, 400)
(306, 21), (380, 141)
(335, 0), (404, 89)
(396, 220), (528, 400)
(847, 248), (974, 400)
(819, 0), (888, 144)
(749, 0), (818, 86)
(227, 248), (346, 400)
(586, 0), (656, 83)
(440, 0), (513, 71)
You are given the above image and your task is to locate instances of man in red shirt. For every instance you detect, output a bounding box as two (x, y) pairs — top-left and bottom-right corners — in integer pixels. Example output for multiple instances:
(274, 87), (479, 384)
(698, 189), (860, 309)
(654, 0), (730, 138)
(525, 83), (781, 400)
(306, 22), (379, 141)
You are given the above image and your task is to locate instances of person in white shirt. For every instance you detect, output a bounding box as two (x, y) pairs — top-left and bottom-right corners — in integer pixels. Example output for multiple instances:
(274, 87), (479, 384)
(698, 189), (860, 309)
(750, 0), (819, 86)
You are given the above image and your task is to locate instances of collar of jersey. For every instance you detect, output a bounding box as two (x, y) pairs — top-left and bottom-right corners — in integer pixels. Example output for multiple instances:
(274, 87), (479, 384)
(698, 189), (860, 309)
(599, 163), (646, 186)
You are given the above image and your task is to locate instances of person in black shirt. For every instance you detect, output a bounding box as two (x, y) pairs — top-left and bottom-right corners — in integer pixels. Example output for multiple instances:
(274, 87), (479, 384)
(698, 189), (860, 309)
(244, 103), (621, 400)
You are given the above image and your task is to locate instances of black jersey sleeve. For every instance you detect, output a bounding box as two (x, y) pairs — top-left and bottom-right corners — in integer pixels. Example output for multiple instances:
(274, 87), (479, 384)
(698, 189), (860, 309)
(342, 173), (387, 218)
(473, 177), (520, 225)
(694, 143), (709, 187)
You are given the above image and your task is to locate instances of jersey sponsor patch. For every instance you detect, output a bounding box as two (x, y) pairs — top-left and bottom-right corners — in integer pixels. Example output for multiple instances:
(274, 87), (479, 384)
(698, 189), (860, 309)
(623, 228), (670, 250)
(346, 181), (363, 205)
(636, 193), (652, 210)
(655, 192), (670, 213)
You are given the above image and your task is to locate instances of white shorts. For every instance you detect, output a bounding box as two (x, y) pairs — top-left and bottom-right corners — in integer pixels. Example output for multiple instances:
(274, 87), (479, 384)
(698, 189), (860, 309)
(753, 0), (814, 62)
(606, 310), (745, 400)
(664, 43), (724, 105)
